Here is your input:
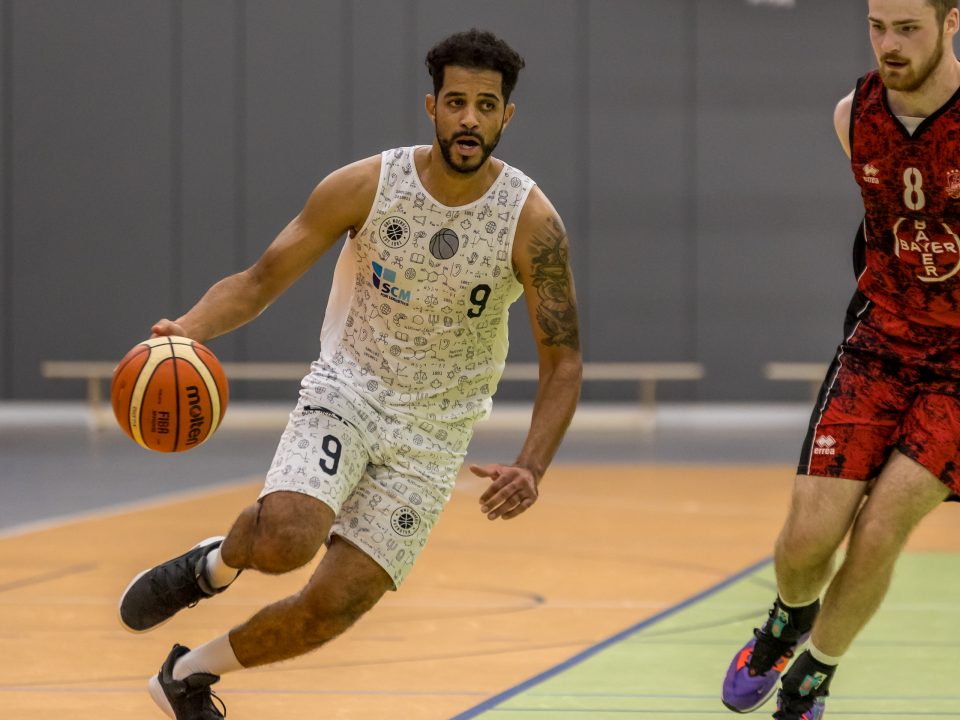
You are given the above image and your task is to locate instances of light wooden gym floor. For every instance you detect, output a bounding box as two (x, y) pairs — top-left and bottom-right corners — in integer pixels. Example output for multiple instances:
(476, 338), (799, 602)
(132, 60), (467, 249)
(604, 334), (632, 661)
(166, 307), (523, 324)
(1, 405), (958, 719)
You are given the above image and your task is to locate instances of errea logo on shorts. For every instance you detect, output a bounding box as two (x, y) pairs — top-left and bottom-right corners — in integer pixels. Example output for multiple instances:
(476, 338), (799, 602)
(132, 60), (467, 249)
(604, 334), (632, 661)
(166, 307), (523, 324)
(371, 261), (412, 306)
(814, 435), (837, 455)
(390, 506), (421, 536)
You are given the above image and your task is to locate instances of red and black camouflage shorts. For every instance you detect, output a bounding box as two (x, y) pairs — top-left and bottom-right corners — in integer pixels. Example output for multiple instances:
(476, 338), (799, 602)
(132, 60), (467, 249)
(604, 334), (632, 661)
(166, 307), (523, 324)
(799, 292), (960, 495)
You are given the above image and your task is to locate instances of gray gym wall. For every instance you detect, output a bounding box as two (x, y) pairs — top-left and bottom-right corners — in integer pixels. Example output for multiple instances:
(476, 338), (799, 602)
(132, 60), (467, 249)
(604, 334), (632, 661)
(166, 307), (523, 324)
(0, 0), (877, 402)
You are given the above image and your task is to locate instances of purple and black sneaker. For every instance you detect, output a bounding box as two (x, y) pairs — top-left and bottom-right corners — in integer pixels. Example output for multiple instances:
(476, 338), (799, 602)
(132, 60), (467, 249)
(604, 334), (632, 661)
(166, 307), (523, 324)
(722, 599), (817, 713)
(773, 690), (825, 720)
(773, 649), (834, 720)
(774, 690), (826, 720)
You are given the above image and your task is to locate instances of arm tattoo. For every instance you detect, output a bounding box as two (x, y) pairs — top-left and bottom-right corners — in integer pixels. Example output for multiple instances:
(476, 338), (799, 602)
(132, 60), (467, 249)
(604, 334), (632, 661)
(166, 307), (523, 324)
(529, 217), (580, 350)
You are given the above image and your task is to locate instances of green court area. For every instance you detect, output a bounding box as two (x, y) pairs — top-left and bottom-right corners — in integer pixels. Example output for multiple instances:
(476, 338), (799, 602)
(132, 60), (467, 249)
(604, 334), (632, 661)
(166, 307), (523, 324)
(456, 553), (960, 719)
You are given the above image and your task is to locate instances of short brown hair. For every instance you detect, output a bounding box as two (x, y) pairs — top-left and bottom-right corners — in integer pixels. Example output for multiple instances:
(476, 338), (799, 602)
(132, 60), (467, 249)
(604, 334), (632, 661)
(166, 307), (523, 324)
(929, 0), (959, 24)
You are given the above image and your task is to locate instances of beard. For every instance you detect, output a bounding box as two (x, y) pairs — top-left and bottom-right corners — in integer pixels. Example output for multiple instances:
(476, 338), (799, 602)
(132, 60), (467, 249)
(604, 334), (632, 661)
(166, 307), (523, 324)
(879, 28), (945, 92)
(437, 127), (502, 175)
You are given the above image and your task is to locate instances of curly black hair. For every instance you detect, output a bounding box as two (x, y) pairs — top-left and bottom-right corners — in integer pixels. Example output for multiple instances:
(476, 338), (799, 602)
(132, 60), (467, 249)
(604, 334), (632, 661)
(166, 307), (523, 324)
(425, 29), (526, 102)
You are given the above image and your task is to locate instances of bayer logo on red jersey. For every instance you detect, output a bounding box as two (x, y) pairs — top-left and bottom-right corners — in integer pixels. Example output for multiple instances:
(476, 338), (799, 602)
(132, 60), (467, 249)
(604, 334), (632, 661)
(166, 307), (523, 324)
(892, 215), (960, 284)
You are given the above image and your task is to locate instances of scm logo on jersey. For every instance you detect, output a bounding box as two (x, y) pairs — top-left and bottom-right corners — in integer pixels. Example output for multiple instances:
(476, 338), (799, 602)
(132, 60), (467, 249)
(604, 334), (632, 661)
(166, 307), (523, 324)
(372, 261), (412, 305)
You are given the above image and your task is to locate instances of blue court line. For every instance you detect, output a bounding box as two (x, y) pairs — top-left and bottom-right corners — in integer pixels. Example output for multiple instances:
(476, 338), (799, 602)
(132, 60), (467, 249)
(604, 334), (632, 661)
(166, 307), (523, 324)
(449, 555), (774, 720)
(457, 711), (960, 717)
(521, 692), (960, 701)
(0, 686), (486, 697)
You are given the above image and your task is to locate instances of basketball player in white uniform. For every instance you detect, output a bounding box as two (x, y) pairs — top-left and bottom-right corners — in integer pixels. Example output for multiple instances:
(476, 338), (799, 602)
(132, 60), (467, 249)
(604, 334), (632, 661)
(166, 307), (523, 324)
(118, 29), (582, 720)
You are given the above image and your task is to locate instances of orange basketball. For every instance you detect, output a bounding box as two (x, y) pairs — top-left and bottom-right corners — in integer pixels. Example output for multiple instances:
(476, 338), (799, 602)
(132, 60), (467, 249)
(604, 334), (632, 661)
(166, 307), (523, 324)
(111, 336), (229, 452)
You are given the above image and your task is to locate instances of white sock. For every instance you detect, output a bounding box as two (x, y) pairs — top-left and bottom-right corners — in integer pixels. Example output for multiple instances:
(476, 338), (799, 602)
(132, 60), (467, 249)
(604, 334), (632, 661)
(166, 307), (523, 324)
(808, 640), (843, 667)
(777, 592), (819, 609)
(172, 634), (245, 681)
(204, 546), (240, 590)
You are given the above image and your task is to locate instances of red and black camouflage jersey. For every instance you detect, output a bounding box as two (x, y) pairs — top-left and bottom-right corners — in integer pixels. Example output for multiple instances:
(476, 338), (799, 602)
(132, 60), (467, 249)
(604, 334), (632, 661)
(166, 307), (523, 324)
(850, 70), (960, 327)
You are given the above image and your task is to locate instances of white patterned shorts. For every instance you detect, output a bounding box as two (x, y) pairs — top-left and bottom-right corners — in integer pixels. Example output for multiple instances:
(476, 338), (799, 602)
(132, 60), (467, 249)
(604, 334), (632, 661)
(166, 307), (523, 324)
(260, 397), (466, 588)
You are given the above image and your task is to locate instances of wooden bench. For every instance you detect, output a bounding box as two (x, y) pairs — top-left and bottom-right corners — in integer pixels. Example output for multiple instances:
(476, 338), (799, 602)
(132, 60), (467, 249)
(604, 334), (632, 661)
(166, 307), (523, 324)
(764, 362), (829, 400)
(42, 361), (309, 429)
(41, 360), (705, 429)
(500, 362), (704, 405)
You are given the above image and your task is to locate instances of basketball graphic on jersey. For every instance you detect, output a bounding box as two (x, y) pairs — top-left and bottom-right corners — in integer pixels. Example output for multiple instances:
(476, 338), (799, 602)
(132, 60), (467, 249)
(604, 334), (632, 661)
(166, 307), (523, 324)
(379, 216), (410, 248)
(429, 229), (460, 260)
(390, 506), (421, 536)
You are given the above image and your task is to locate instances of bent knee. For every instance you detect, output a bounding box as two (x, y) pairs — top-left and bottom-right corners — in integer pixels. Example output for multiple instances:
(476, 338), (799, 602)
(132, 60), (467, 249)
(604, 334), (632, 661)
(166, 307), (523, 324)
(255, 534), (321, 574)
(775, 526), (839, 572)
(251, 492), (333, 573)
(847, 508), (910, 561)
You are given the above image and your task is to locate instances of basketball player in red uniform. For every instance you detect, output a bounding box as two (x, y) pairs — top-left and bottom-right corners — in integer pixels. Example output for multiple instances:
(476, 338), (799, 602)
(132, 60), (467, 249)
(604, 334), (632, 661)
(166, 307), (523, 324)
(722, 1), (960, 718)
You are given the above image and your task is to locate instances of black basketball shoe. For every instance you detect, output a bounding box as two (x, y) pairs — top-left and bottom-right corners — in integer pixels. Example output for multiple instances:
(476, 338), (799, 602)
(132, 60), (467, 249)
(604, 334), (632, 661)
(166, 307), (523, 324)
(773, 690), (826, 720)
(148, 644), (226, 719)
(773, 650), (834, 720)
(119, 536), (235, 632)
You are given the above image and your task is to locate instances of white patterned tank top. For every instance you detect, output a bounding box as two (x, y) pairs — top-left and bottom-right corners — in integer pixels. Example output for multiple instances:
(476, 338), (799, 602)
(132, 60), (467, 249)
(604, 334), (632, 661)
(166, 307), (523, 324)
(310, 145), (536, 431)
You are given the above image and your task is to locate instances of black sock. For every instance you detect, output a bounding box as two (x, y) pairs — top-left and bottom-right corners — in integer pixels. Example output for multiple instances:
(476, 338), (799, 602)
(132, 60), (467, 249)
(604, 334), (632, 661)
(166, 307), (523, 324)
(781, 649), (836, 697)
(764, 596), (821, 639)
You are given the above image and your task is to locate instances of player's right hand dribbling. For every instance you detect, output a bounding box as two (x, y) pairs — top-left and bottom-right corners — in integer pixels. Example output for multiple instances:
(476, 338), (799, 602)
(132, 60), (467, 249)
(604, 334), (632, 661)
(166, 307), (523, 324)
(150, 319), (188, 338)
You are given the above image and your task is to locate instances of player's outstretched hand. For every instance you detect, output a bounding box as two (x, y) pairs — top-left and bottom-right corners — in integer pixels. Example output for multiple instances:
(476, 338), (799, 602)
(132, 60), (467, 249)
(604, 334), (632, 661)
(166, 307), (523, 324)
(151, 319), (188, 339)
(471, 463), (539, 520)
